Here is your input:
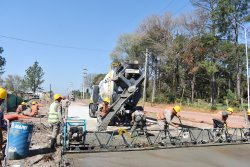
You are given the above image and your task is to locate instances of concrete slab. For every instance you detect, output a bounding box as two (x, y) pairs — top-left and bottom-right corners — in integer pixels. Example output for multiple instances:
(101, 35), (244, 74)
(65, 144), (250, 167)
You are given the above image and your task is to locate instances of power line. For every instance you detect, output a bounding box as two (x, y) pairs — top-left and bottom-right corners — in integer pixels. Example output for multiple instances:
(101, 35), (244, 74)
(172, 1), (190, 17)
(0, 34), (112, 52)
(159, 0), (175, 13)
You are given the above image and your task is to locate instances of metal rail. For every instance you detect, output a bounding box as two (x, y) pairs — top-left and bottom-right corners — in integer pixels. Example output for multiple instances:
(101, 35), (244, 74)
(63, 127), (250, 153)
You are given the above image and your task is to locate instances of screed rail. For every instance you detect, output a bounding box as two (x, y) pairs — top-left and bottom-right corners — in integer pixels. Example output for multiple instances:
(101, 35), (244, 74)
(63, 126), (250, 153)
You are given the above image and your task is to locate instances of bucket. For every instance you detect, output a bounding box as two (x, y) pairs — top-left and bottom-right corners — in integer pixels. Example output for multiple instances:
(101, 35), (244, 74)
(8, 122), (33, 159)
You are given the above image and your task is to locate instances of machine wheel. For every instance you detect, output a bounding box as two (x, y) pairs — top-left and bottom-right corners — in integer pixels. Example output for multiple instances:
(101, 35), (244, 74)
(89, 104), (97, 118)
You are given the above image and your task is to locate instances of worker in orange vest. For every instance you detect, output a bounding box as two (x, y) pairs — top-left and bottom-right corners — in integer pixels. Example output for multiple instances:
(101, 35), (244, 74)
(97, 97), (110, 130)
(30, 101), (39, 116)
(23, 101), (39, 117)
(16, 102), (29, 114)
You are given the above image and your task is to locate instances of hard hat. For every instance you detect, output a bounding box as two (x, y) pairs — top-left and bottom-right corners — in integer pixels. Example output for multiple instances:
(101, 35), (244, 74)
(21, 102), (27, 106)
(247, 109), (250, 116)
(104, 97), (110, 103)
(227, 107), (234, 113)
(173, 105), (181, 113)
(54, 94), (62, 101)
(32, 101), (36, 105)
(0, 87), (7, 100)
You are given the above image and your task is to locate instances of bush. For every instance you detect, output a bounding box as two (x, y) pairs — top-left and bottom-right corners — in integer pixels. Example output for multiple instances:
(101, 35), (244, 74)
(167, 93), (175, 104)
(211, 105), (217, 110)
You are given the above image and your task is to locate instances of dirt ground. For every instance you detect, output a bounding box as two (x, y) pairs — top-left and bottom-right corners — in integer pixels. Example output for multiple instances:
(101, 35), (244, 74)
(143, 103), (247, 128)
(4, 101), (62, 167)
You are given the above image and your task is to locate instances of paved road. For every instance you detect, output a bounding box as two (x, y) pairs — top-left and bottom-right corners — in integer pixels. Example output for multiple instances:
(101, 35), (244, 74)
(68, 102), (97, 131)
(65, 102), (250, 167)
(65, 144), (250, 167)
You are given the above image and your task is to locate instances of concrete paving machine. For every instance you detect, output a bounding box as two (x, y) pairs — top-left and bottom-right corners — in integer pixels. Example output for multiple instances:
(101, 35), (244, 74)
(89, 61), (144, 131)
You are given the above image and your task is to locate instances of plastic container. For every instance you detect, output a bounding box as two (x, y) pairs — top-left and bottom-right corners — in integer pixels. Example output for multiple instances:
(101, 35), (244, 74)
(8, 122), (33, 160)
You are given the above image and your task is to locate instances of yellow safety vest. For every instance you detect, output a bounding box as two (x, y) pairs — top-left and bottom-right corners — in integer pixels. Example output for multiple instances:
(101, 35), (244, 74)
(48, 102), (60, 123)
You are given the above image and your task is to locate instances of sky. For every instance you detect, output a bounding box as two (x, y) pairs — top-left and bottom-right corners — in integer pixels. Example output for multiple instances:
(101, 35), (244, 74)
(0, 0), (195, 95)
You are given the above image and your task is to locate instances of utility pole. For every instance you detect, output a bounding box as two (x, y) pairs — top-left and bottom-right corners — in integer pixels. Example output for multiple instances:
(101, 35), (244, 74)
(143, 49), (149, 107)
(49, 84), (52, 99)
(83, 68), (88, 100)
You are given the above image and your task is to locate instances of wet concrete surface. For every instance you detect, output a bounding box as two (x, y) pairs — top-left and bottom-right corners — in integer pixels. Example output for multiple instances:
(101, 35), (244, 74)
(65, 144), (250, 167)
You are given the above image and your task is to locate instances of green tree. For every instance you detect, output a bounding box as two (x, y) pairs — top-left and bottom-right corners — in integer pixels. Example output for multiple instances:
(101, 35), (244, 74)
(4, 75), (25, 92)
(24, 61), (45, 93)
(93, 74), (106, 85)
(0, 47), (6, 75)
(216, 0), (250, 99)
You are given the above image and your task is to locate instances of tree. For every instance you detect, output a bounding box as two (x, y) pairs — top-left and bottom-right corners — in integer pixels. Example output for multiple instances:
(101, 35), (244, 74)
(216, 0), (250, 99)
(93, 74), (106, 85)
(4, 75), (28, 92)
(0, 47), (6, 75)
(24, 61), (45, 93)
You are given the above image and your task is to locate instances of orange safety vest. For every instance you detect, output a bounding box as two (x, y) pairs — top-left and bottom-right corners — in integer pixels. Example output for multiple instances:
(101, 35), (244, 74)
(31, 104), (39, 116)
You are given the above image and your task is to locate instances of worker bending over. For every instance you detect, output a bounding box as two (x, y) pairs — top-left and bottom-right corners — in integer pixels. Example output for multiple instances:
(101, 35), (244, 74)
(0, 88), (7, 164)
(248, 109), (250, 123)
(16, 102), (29, 114)
(48, 94), (63, 149)
(213, 107), (235, 129)
(97, 97), (110, 130)
(131, 106), (146, 133)
(157, 105), (181, 130)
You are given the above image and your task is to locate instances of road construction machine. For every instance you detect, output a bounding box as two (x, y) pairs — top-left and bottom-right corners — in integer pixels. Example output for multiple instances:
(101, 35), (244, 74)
(89, 61), (144, 131)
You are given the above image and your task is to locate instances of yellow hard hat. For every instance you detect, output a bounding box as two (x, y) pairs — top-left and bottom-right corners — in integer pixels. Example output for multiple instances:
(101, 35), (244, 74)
(104, 97), (110, 103)
(21, 102), (27, 106)
(227, 107), (234, 113)
(54, 94), (62, 101)
(32, 101), (36, 105)
(0, 87), (7, 100)
(173, 105), (181, 113)
(247, 109), (250, 116)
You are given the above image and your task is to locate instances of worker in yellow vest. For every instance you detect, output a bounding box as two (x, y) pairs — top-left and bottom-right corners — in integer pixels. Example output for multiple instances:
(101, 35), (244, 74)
(48, 94), (62, 149)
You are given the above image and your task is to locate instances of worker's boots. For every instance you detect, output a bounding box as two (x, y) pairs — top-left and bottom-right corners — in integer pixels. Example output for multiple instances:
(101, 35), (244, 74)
(50, 138), (56, 149)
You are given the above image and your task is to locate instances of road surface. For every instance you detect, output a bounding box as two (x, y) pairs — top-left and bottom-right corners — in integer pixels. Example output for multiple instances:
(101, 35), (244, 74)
(68, 101), (97, 131)
(65, 144), (250, 167)
(65, 102), (250, 167)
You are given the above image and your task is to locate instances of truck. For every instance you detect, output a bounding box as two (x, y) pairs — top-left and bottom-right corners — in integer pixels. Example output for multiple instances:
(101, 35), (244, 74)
(89, 61), (144, 130)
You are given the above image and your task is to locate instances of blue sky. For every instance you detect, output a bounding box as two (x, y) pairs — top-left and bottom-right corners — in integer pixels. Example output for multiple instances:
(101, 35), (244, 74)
(0, 0), (194, 95)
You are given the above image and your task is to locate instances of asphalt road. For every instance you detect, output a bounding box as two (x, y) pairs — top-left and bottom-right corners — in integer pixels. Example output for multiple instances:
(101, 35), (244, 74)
(65, 102), (250, 167)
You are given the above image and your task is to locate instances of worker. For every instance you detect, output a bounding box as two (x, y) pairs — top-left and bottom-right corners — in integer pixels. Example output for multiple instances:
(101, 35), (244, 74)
(96, 97), (110, 130)
(48, 94), (63, 149)
(157, 105), (181, 130)
(248, 109), (250, 123)
(213, 111), (229, 129)
(0, 88), (7, 163)
(61, 96), (70, 118)
(130, 106), (146, 135)
(23, 101), (39, 117)
(214, 107), (234, 126)
(16, 102), (28, 114)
